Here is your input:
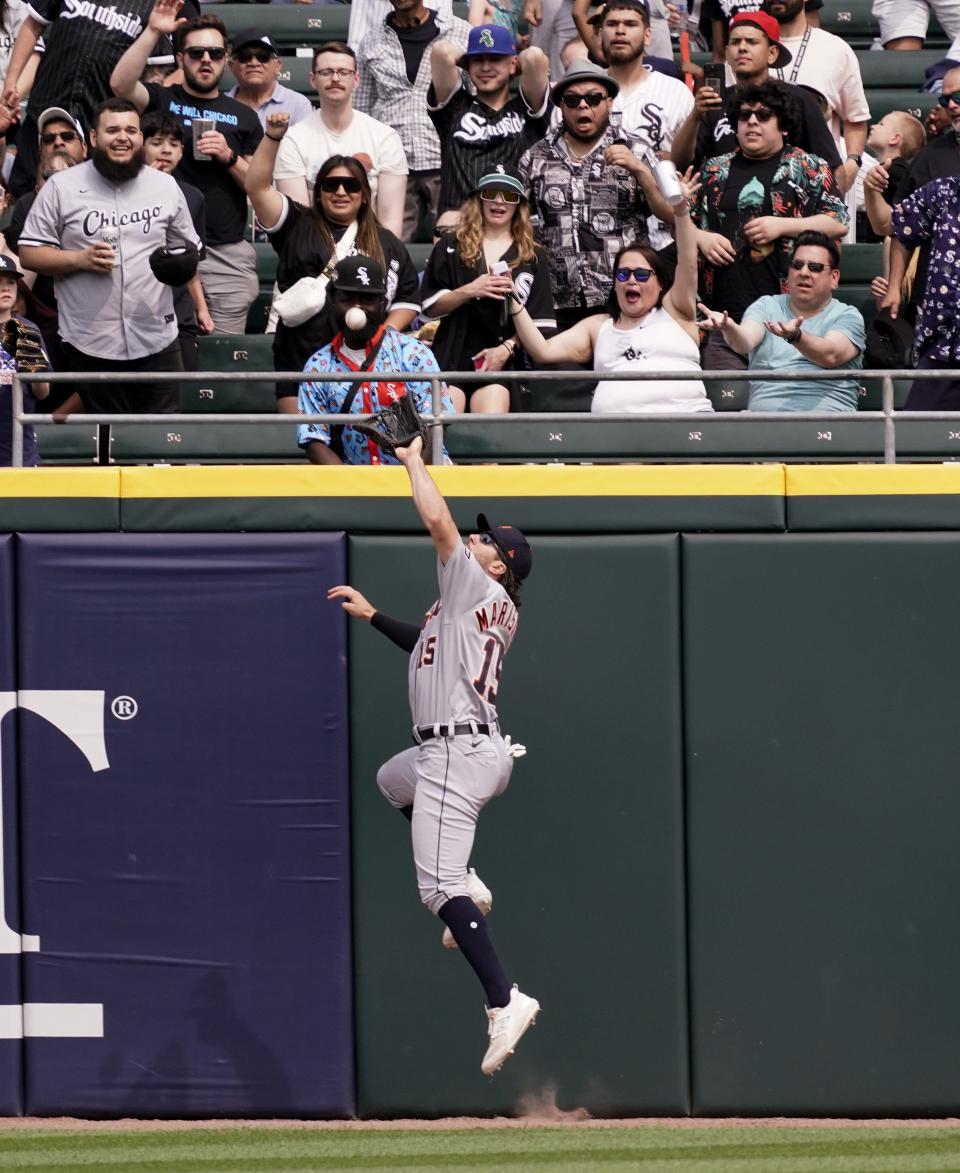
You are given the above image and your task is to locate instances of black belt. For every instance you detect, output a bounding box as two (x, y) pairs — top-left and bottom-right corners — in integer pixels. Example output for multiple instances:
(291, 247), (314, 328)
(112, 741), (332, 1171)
(413, 722), (495, 744)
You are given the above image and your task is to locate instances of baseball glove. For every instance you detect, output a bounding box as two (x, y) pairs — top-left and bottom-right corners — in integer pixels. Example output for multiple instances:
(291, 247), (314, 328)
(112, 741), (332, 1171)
(353, 394), (428, 456)
(149, 244), (200, 287)
(2, 318), (48, 374)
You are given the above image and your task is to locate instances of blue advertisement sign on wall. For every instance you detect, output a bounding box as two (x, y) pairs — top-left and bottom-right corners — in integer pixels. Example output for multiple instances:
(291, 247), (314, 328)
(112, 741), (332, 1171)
(13, 533), (353, 1117)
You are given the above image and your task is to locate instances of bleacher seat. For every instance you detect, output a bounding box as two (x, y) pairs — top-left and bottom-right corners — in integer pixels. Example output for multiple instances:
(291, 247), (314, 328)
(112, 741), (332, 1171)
(108, 422), (300, 464)
(183, 335), (277, 413)
(820, 0), (949, 47)
(214, 5), (349, 51)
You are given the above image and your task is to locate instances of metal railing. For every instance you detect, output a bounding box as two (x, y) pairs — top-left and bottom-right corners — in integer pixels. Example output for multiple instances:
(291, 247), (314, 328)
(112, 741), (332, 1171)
(7, 365), (950, 468)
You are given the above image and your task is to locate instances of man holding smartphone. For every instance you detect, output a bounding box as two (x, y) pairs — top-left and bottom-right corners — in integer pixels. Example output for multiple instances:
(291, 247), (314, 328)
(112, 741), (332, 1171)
(110, 0), (263, 333)
(671, 11), (840, 175)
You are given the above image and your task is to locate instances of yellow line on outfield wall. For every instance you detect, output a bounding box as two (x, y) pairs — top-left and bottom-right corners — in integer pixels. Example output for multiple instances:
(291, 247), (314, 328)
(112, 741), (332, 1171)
(0, 468), (120, 497)
(119, 464), (787, 499)
(787, 466), (960, 496)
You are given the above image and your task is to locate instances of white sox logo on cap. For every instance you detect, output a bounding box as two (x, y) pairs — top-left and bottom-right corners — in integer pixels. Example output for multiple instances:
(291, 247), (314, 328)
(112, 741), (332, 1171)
(479, 27), (495, 47)
(357, 267), (370, 286)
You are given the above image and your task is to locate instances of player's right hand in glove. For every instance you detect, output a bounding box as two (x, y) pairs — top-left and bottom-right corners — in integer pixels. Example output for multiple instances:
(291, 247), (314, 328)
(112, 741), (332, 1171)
(354, 394), (429, 458)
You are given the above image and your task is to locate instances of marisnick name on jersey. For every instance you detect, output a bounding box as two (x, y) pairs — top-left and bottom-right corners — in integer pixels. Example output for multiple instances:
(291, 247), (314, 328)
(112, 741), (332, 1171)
(476, 598), (517, 636)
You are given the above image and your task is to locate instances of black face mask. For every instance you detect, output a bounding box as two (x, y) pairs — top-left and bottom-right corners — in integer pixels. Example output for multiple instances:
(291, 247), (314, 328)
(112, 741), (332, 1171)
(333, 293), (387, 348)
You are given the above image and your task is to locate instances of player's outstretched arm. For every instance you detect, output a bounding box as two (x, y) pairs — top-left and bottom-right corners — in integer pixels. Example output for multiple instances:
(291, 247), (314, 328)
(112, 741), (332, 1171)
(328, 585), (420, 652)
(394, 436), (461, 564)
(327, 585), (376, 621)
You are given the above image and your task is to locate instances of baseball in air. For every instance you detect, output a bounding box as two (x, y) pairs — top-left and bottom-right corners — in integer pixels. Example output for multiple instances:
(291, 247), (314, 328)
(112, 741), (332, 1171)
(345, 307), (367, 331)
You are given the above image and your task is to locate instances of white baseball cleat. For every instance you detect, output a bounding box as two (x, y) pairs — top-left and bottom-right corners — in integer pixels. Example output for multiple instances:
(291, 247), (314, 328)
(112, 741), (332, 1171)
(481, 985), (541, 1076)
(442, 867), (493, 950)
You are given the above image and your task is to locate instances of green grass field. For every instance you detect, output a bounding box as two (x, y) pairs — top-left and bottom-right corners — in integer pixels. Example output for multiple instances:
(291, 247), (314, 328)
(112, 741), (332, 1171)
(3, 1124), (960, 1173)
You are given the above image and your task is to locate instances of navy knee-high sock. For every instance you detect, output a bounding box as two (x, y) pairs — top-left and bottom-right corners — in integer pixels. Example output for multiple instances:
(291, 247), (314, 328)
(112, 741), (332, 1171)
(438, 896), (511, 1008)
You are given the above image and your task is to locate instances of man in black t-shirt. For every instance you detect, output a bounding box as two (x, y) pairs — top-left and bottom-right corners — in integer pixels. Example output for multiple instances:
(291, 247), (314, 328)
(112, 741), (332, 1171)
(1, 0), (198, 199)
(110, 0), (263, 333)
(428, 24), (549, 217)
(671, 12), (840, 176)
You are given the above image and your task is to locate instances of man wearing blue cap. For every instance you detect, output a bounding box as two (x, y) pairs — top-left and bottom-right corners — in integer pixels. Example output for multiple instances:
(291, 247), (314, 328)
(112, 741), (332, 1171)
(429, 24), (550, 216)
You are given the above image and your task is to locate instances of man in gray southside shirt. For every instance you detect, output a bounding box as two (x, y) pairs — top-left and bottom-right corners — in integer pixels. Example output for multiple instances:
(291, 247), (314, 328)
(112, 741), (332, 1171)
(19, 98), (201, 413)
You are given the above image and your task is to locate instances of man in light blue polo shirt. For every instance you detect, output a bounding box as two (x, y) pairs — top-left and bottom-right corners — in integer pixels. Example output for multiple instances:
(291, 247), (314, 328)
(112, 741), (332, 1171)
(226, 29), (312, 130)
(699, 230), (865, 412)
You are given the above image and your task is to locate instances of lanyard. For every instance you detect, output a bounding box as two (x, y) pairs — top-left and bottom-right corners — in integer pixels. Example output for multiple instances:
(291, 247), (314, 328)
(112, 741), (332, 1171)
(329, 325), (389, 463)
(775, 26), (811, 85)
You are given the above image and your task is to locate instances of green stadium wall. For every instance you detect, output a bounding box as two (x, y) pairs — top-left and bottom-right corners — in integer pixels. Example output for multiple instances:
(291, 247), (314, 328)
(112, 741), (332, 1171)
(1, 463), (960, 1118)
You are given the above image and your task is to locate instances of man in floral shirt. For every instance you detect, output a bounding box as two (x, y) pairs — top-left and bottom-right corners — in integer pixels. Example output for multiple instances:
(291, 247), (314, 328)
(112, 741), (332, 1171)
(886, 176), (960, 410)
(298, 255), (454, 466)
(691, 80), (847, 371)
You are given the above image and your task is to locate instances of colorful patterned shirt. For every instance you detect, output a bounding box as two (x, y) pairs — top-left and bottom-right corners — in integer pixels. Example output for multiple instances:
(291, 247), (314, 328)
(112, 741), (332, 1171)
(893, 176), (960, 365)
(692, 146), (848, 303)
(298, 328), (453, 465)
(519, 123), (657, 312)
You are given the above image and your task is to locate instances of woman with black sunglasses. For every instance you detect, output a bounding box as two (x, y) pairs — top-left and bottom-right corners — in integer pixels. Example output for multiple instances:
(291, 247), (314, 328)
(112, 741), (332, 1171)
(507, 168), (712, 413)
(419, 168), (554, 413)
(246, 111), (420, 412)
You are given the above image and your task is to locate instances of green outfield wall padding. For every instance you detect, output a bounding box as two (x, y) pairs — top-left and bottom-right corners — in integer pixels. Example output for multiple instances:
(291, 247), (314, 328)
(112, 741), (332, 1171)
(683, 533), (960, 1115)
(348, 535), (689, 1118)
(0, 470), (120, 531)
(115, 466), (786, 534)
(786, 466), (960, 530)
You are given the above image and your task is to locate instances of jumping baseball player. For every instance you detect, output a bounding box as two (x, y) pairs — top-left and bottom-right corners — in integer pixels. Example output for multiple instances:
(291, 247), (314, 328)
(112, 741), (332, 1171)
(328, 434), (540, 1077)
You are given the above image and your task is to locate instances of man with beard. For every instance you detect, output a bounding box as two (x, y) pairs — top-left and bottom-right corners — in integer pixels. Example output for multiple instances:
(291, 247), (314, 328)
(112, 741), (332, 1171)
(599, 1), (692, 157)
(0, 0), (198, 199)
(18, 98), (201, 414)
(297, 255), (454, 466)
(428, 24), (549, 217)
(762, 0), (869, 197)
(519, 59), (672, 328)
(110, 0), (263, 333)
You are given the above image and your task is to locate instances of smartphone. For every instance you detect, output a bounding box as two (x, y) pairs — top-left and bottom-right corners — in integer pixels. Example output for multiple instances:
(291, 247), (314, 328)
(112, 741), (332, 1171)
(702, 63), (725, 94)
(191, 118), (215, 162)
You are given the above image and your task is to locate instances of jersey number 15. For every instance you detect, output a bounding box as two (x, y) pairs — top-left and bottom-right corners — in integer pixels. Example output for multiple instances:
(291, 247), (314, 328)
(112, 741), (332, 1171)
(472, 636), (504, 703)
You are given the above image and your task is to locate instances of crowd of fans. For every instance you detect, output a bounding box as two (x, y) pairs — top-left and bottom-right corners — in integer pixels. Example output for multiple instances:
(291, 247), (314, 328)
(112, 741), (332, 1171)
(0, 0), (957, 463)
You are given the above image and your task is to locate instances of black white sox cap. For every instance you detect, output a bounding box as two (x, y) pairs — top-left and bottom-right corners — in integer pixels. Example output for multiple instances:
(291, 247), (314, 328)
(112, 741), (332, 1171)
(477, 513), (533, 581)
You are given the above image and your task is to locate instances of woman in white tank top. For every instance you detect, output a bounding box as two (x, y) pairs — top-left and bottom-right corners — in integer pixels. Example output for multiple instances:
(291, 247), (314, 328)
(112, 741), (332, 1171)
(508, 169), (713, 414)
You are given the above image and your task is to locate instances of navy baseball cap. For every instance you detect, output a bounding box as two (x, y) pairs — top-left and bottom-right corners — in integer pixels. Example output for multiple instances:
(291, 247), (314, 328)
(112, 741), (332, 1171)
(0, 255), (24, 280)
(457, 24), (516, 66)
(477, 513), (533, 582)
(231, 28), (278, 56)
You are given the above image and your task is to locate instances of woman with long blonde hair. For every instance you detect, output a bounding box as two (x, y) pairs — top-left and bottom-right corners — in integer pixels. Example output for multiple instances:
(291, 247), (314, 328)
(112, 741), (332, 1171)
(419, 168), (555, 413)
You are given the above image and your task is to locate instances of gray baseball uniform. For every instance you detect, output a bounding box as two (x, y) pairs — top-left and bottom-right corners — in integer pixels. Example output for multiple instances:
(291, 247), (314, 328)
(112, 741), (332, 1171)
(20, 161), (200, 360)
(377, 545), (517, 916)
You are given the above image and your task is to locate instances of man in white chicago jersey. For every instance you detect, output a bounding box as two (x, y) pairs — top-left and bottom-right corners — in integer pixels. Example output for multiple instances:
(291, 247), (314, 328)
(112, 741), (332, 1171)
(328, 438), (540, 1078)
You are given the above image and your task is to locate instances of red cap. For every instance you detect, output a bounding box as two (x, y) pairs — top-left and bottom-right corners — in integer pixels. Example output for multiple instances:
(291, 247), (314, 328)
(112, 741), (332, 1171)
(729, 11), (793, 68)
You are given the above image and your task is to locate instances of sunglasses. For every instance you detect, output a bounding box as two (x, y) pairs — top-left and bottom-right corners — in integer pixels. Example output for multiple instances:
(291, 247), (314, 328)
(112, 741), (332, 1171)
(320, 176), (363, 194)
(615, 267), (653, 282)
(789, 258), (830, 273)
(737, 106), (776, 122)
(314, 67), (356, 80)
(183, 46), (226, 62)
(40, 129), (79, 145)
(479, 533), (505, 557)
(938, 90), (960, 107)
(480, 189), (520, 204)
(560, 91), (607, 109)
(234, 49), (273, 64)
